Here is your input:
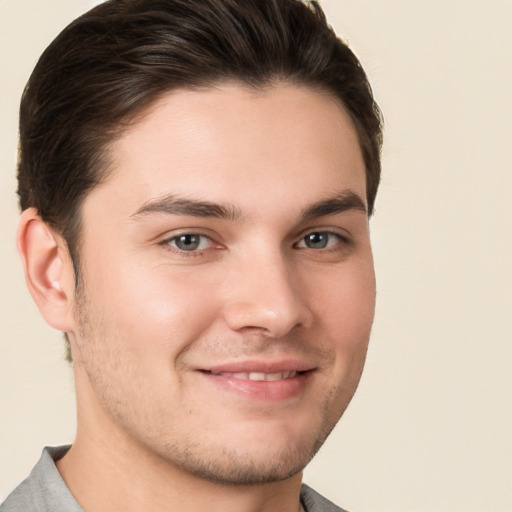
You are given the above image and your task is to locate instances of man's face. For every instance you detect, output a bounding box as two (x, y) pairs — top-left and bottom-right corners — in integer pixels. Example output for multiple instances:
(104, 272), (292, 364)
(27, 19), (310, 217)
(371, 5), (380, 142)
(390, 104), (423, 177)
(69, 83), (376, 485)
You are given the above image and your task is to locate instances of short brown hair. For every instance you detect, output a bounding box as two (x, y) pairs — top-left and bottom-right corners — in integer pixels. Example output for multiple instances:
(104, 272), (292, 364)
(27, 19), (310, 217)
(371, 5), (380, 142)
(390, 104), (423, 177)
(18, 0), (383, 267)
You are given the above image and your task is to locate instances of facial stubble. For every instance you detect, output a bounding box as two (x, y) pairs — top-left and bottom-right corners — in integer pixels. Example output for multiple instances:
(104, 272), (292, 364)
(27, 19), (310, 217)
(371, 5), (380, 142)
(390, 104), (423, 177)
(71, 275), (360, 486)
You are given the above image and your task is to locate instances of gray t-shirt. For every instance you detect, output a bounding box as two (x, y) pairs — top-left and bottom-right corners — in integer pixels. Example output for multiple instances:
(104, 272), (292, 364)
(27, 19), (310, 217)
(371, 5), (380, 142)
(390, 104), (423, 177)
(1, 446), (346, 512)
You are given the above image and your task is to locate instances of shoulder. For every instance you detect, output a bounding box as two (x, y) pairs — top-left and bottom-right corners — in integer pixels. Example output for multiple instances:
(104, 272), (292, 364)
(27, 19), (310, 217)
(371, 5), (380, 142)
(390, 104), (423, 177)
(300, 484), (350, 512)
(0, 446), (82, 512)
(0, 477), (35, 512)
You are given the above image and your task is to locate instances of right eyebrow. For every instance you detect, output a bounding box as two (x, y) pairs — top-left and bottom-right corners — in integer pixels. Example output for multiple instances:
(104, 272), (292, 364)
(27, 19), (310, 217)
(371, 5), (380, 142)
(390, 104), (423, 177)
(130, 194), (243, 221)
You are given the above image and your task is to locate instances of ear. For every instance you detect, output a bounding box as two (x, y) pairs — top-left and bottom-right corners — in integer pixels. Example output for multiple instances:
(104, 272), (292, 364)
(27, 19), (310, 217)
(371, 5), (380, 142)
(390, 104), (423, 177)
(16, 208), (76, 332)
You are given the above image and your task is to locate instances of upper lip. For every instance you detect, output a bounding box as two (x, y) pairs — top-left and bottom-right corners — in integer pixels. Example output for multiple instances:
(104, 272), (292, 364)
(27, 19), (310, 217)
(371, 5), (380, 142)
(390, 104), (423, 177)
(199, 359), (316, 374)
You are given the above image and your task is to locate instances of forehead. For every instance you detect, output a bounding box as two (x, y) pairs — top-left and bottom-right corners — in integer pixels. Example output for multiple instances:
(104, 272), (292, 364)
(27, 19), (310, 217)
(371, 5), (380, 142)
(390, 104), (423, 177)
(86, 83), (366, 220)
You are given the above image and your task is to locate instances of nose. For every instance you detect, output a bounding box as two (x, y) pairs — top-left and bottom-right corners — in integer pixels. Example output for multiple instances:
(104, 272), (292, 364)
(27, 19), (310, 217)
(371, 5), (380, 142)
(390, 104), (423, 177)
(221, 252), (314, 338)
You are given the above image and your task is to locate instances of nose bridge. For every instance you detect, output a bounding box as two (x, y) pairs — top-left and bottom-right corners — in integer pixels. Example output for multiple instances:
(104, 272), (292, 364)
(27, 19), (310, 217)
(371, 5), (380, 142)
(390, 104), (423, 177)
(222, 245), (313, 337)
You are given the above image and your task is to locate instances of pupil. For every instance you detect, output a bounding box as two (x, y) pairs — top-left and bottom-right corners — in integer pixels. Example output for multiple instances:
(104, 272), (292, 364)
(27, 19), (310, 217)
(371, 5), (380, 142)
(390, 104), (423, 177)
(306, 232), (328, 249)
(176, 234), (200, 251)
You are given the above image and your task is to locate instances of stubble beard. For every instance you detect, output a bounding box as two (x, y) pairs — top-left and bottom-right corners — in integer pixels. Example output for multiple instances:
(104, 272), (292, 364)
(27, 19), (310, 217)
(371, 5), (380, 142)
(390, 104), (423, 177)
(157, 398), (340, 487)
(71, 277), (352, 487)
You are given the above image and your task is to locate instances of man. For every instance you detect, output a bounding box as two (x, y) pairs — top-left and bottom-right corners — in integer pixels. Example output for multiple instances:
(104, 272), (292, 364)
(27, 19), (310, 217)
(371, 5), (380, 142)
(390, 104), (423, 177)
(1, 0), (382, 511)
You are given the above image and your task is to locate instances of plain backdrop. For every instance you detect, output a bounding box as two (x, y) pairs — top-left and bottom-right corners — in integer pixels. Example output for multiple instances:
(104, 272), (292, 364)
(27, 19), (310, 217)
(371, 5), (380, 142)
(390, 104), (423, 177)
(1, 1), (511, 511)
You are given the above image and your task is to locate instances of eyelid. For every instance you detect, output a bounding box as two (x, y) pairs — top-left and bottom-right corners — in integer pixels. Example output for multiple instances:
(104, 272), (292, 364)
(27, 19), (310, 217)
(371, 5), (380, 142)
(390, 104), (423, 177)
(157, 227), (217, 243)
(169, 233), (212, 250)
(294, 228), (351, 249)
(297, 226), (351, 241)
(158, 229), (224, 254)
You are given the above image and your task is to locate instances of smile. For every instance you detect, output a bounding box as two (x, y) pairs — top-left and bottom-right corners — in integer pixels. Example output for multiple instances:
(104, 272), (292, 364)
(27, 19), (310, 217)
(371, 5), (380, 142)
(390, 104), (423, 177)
(208, 370), (299, 381)
(197, 366), (314, 402)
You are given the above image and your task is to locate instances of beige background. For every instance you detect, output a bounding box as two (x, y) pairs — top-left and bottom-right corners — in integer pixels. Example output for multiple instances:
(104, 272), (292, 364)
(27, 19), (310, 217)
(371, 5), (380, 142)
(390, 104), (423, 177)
(1, 1), (511, 510)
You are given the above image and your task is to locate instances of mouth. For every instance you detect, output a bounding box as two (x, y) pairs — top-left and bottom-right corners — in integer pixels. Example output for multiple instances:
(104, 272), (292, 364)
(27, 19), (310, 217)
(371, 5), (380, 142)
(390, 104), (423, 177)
(203, 370), (305, 381)
(197, 364), (315, 401)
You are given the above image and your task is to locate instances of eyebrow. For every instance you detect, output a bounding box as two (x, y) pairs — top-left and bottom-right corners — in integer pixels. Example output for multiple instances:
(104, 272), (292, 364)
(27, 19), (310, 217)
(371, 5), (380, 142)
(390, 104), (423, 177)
(131, 194), (242, 221)
(131, 190), (367, 222)
(300, 191), (367, 220)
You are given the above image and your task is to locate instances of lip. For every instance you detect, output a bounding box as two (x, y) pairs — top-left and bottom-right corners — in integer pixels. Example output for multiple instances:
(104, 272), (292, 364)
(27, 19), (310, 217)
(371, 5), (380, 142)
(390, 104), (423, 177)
(196, 359), (316, 401)
(202, 359), (316, 374)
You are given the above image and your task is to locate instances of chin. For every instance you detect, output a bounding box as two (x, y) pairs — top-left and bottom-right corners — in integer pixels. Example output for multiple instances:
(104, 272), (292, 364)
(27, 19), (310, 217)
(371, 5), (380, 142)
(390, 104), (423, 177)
(160, 418), (334, 486)
(172, 445), (312, 486)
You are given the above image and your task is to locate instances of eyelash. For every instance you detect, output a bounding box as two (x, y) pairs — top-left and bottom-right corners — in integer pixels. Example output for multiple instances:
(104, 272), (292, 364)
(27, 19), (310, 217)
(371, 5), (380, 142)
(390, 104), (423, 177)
(160, 232), (218, 256)
(160, 229), (350, 256)
(294, 231), (349, 251)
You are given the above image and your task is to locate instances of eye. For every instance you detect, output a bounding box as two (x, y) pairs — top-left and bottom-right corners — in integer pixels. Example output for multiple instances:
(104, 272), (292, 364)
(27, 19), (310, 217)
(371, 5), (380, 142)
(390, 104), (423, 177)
(296, 231), (345, 250)
(166, 233), (213, 252)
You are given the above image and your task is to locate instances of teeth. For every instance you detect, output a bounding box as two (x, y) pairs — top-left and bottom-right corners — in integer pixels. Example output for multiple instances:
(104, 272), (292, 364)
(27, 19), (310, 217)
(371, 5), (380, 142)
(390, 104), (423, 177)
(212, 371), (298, 381)
(265, 372), (283, 381)
(249, 372), (266, 381)
(231, 372), (249, 380)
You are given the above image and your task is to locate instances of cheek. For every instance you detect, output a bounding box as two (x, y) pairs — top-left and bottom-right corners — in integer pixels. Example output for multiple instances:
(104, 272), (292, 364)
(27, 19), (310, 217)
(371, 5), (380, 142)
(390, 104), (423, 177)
(82, 255), (225, 355)
(309, 260), (375, 374)
(312, 260), (376, 334)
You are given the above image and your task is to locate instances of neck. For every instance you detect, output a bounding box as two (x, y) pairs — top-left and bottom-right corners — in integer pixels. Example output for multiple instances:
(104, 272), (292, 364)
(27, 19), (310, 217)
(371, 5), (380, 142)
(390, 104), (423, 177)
(57, 438), (303, 512)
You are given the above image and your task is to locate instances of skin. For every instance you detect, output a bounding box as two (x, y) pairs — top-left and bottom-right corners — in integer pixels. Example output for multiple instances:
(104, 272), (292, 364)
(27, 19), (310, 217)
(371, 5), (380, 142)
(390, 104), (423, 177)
(19, 83), (376, 512)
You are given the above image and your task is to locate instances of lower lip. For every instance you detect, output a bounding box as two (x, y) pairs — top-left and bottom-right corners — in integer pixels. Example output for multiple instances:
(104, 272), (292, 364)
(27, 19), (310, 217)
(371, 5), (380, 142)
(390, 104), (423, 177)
(198, 371), (313, 401)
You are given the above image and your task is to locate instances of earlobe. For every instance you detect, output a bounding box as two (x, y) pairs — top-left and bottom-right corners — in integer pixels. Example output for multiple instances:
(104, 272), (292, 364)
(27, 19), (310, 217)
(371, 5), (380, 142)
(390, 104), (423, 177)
(16, 208), (76, 332)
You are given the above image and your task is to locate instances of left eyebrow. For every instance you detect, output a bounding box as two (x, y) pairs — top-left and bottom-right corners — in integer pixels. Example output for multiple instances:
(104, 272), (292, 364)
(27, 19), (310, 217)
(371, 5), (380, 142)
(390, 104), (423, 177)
(300, 191), (367, 220)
